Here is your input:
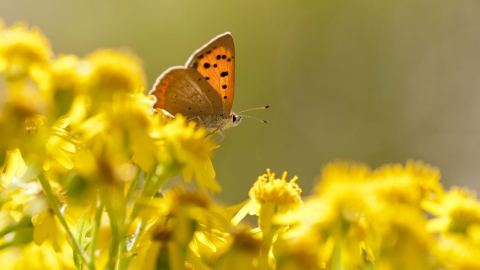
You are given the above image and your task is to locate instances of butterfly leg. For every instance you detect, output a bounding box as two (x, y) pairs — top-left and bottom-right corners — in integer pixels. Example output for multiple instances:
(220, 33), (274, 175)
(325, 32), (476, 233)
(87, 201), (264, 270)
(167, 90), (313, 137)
(215, 129), (226, 142)
(187, 116), (207, 128)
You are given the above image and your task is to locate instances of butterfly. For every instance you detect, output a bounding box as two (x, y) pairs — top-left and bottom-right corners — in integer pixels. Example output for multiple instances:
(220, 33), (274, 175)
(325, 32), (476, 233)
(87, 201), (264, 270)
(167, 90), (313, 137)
(149, 32), (267, 140)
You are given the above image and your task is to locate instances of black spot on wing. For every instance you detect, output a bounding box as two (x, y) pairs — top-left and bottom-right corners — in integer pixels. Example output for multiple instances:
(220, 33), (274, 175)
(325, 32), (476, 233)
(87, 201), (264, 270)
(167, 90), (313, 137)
(222, 85), (227, 89)
(220, 71), (228, 77)
(203, 63), (210, 68)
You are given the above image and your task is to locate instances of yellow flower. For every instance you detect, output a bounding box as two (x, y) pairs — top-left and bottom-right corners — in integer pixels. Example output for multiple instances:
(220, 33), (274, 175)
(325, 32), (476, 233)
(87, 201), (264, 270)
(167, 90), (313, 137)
(422, 187), (480, 268)
(0, 241), (75, 270)
(249, 169), (302, 205)
(372, 206), (435, 270)
(84, 49), (145, 105)
(44, 118), (78, 171)
(278, 161), (375, 269)
(233, 169), (302, 229)
(229, 170), (302, 270)
(152, 114), (220, 193)
(0, 150), (67, 254)
(368, 161), (440, 270)
(0, 94), (51, 164)
(131, 187), (229, 270)
(50, 54), (85, 93)
(297, 161), (374, 228)
(274, 234), (325, 270)
(432, 236), (480, 270)
(2, 148), (27, 185)
(72, 93), (156, 179)
(50, 55), (89, 118)
(372, 160), (442, 207)
(0, 22), (52, 80)
(0, 150), (48, 220)
(215, 229), (262, 270)
(424, 187), (480, 235)
(31, 208), (65, 252)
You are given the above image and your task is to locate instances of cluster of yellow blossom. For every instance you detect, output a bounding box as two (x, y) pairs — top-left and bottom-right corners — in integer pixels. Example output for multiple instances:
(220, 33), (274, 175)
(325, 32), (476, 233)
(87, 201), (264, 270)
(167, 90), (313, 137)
(1, 20), (480, 270)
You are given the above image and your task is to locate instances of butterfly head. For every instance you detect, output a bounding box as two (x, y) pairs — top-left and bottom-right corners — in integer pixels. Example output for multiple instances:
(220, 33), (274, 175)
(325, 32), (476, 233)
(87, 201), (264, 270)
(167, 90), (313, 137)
(232, 113), (243, 126)
(222, 113), (242, 130)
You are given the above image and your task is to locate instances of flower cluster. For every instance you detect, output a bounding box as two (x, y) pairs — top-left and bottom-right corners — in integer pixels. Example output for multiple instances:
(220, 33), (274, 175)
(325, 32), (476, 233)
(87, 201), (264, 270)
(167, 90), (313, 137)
(1, 20), (480, 270)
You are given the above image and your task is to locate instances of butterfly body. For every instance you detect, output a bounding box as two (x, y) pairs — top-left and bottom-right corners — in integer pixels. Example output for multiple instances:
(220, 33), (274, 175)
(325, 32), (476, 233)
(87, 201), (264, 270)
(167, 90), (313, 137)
(150, 32), (241, 136)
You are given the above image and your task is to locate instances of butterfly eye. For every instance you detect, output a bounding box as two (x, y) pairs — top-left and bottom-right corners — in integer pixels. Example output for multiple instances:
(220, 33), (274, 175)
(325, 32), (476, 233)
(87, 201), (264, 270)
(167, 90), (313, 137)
(232, 114), (237, 123)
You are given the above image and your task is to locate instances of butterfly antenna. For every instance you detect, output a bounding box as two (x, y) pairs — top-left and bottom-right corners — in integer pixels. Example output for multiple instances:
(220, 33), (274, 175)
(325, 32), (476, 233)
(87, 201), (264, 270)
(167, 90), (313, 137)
(239, 114), (269, 124)
(237, 105), (270, 114)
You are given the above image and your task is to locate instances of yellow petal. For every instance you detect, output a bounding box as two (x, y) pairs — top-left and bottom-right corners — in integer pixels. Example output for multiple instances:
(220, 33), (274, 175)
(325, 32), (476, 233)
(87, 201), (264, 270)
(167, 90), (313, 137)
(46, 141), (74, 169)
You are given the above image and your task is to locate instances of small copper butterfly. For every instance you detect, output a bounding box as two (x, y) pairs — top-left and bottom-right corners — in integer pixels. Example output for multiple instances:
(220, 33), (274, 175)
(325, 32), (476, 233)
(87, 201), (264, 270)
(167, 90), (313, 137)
(149, 32), (268, 139)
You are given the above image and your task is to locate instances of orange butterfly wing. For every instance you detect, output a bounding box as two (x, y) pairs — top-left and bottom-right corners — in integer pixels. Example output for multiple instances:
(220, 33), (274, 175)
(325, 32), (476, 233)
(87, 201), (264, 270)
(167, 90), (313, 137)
(150, 67), (224, 120)
(185, 32), (235, 115)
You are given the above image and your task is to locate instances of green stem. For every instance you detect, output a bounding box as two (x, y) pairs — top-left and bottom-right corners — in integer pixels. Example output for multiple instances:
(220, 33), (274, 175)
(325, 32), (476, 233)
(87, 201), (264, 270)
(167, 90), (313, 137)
(124, 164), (180, 231)
(258, 227), (278, 270)
(102, 190), (122, 270)
(117, 163), (180, 269)
(37, 172), (92, 269)
(117, 220), (146, 270)
(125, 165), (140, 203)
(88, 197), (103, 270)
(0, 215), (31, 238)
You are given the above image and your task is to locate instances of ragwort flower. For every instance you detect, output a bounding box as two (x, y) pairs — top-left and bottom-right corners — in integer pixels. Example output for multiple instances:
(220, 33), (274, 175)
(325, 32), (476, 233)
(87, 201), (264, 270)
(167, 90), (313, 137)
(151, 114), (220, 193)
(424, 187), (480, 269)
(0, 21), (52, 86)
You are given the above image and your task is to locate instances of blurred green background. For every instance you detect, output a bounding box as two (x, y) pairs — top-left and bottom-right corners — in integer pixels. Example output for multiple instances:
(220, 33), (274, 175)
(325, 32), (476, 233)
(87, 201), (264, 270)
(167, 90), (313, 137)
(3, 0), (480, 204)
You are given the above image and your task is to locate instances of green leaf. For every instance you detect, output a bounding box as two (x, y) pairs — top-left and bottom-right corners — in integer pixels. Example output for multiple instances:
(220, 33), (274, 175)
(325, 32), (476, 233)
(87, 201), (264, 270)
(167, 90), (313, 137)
(74, 213), (92, 270)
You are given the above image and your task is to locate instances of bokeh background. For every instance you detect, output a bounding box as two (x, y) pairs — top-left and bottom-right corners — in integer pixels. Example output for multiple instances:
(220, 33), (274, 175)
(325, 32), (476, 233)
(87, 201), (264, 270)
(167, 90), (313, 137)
(3, 0), (480, 204)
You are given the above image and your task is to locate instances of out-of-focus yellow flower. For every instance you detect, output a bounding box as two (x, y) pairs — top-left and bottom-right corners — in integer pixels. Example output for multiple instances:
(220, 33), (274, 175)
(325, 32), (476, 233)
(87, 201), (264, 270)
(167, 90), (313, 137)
(32, 208), (65, 252)
(72, 93), (155, 180)
(0, 23), (53, 98)
(274, 234), (324, 270)
(50, 55), (85, 93)
(2, 148), (27, 185)
(132, 187), (228, 270)
(432, 235), (480, 270)
(0, 150), (48, 220)
(0, 94), (50, 165)
(44, 118), (78, 171)
(372, 160), (442, 207)
(369, 160), (439, 269)
(0, 241), (75, 270)
(84, 49), (145, 106)
(279, 161), (375, 269)
(0, 149), (68, 254)
(215, 229), (261, 270)
(424, 187), (480, 268)
(152, 114), (220, 193)
(0, 22), (52, 93)
(373, 206), (435, 270)
(424, 187), (480, 235)
(50, 55), (89, 118)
